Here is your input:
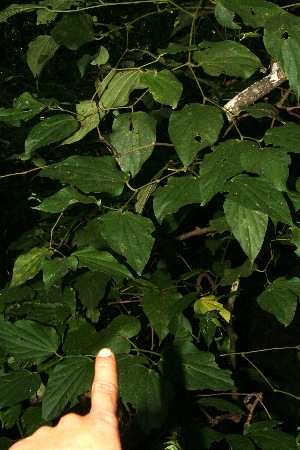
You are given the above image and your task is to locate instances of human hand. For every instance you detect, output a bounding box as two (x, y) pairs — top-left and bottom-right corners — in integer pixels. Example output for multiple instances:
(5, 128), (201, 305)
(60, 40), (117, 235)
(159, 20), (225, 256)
(10, 348), (122, 450)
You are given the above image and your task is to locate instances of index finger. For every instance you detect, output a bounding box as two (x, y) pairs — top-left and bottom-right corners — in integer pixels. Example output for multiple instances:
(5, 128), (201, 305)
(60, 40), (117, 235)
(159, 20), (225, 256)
(90, 348), (118, 418)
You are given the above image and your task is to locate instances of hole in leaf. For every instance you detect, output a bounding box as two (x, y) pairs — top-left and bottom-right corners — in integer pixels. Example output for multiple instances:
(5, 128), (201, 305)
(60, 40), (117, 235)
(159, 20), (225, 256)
(250, 8), (255, 15)
(194, 134), (202, 143)
(281, 32), (289, 40)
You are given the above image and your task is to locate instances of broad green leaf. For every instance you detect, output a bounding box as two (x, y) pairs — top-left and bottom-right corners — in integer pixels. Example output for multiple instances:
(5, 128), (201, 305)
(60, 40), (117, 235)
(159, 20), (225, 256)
(214, 3), (240, 30)
(197, 398), (245, 415)
(264, 12), (300, 98)
(34, 187), (96, 213)
(62, 101), (100, 145)
(160, 343), (234, 391)
(225, 174), (292, 225)
(75, 217), (108, 249)
(153, 176), (201, 223)
(118, 356), (173, 433)
(264, 123), (300, 152)
(158, 43), (197, 55)
(100, 211), (155, 275)
(194, 41), (262, 78)
(169, 104), (223, 169)
(21, 406), (51, 436)
(241, 103), (280, 119)
(110, 112), (156, 177)
(90, 46), (109, 66)
(226, 435), (255, 450)
(63, 320), (96, 356)
(74, 271), (110, 309)
(98, 70), (142, 112)
(42, 356), (94, 420)
(80, 316), (141, 355)
(257, 277), (300, 326)
(51, 12), (95, 50)
(27, 35), (60, 78)
(0, 92), (46, 126)
(25, 114), (78, 154)
(140, 69), (183, 109)
(0, 370), (41, 408)
(0, 4), (36, 22)
(72, 247), (133, 279)
(0, 404), (21, 430)
(224, 198), (268, 261)
(220, 259), (257, 286)
(27, 303), (70, 325)
(11, 247), (52, 287)
(42, 256), (78, 289)
(39, 156), (129, 195)
(199, 139), (246, 206)
(194, 296), (231, 323)
(249, 430), (298, 450)
(219, 0), (281, 27)
(142, 290), (187, 344)
(0, 320), (60, 364)
(240, 147), (289, 191)
(37, 0), (77, 24)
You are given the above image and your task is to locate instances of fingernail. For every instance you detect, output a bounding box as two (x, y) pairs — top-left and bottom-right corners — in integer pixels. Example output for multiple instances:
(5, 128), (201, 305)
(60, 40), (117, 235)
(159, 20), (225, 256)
(98, 348), (113, 357)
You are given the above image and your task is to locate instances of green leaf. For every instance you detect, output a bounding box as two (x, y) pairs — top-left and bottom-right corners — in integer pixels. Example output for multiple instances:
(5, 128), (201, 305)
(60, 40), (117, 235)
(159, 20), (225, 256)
(62, 320), (96, 356)
(197, 398), (245, 415)
(42, 356), (94, 420)
(257, 277), (300, 326)
(224, 198), (268, 261)
(240, 147), (289, 191)
(225, 435), (256, 450)
(140, 69), (183, 109)
(264, 123), (300, 152)
(249, 429), (298, 450)
(98, 70), (142, 112)
(42, 256), (78, 289)
(0, 92), (46, 126)
(39, 156), (129, 195)
(214, 3), (241, 30)
(118, 355), (173, 433)
(193, 41), (262, 78)
(0, 320), (60, 364)
(110, 112), (156, 177)
(135, 182), (157, 214)
(199, 140), (246, 206)
(264, 12), (300, 98)
(25, 114), (78, 154)
(220, 260), (257, 286)
(100, 211), (155, 275)
(51, 12), (95, 50)
(72, 247), (133, 279)
(160, 343), (234, 391)
(11, 247), (52, 287)
(219, 0), (282, 27)
(21, 406), (51, 436)
(75, 217), (108, 250)
(62, 101), (100, 145)
(169, 104), (223, 169)
(225, 174), (292, 225)
(37, 0), (78, 24)
(0, 370), (41, 408)
(27, 35), (60, 78)
(0, 404), (21, 430)
(0, 4), (36, 23)
(241, 103), (280, 119)
(74, 271), (110, 309)
(153, 176), (201, 223)
(34, 187), (96, 213)
(27, 303), (70, 325)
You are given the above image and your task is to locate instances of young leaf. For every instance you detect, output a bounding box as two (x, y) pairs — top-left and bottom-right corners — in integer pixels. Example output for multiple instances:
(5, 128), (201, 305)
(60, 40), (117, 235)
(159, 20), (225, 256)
(51, 12), (95, 50)
(0, 370), (41, 408)
(264, 12), (300, 98)
(193, 41), (263, 79)
(34, 186), (96, 213)
(110, 112), (156, 177)
(153, 176), (201, 223)
(194, 296), (231, 323)
(169, 104), (223, 169)
(100, 211), (155, 275)
(42, 356), (94, 420)
(160, 343), (234, 391)
(72, 247), (133, 279)
(225, 174), (292, 225)
(224, 198), (268, 261)
(11, 247), (52, 287)
(39, 156), (129, 195)
(27, 35), (60, 78)
(140, 69), (183, 109)
(0, 320), (60, 364)
(257, 277), (300, 326)
(25, 114), (78, 154)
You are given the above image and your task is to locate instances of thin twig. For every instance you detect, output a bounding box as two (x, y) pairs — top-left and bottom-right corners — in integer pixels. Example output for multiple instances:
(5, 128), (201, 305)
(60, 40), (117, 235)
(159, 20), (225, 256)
(176, 226), (217, 241)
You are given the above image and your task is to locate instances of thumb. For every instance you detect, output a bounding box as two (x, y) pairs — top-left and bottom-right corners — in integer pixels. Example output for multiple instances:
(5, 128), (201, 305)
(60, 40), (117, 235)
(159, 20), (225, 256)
(90, 348), (118, 418)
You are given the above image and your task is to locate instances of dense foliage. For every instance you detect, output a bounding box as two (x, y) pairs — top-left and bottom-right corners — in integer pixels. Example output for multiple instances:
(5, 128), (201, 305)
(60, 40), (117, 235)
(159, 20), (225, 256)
(1, 0), (300, 448)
